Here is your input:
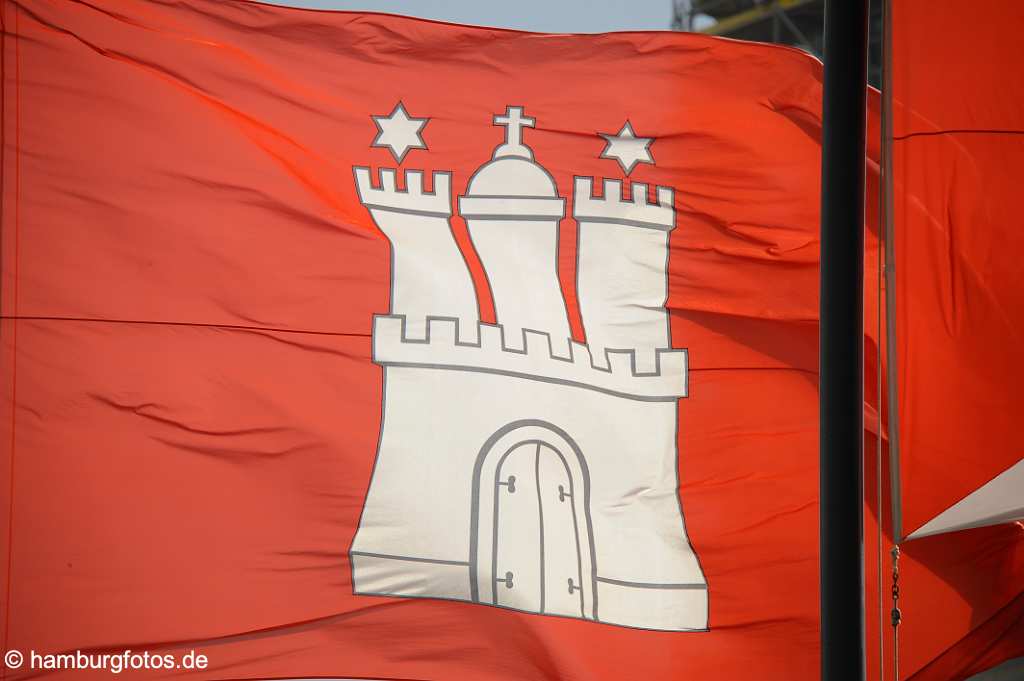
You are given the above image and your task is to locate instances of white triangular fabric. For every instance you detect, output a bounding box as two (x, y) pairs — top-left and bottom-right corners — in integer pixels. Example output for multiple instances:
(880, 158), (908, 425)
(908, 458), (1024, 539)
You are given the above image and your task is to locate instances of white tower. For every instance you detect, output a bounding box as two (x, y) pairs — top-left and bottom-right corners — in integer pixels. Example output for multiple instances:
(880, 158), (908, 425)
(574, 178), (675, 372)
(354, 167), (479, 342)
(459, 106), (571, 355)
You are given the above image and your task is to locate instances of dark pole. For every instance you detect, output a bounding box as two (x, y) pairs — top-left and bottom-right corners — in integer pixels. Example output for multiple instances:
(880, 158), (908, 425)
(820, 0), (868, 679)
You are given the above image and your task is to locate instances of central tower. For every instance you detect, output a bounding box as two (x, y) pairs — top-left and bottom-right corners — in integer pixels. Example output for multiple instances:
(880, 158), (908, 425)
(459, 106), (571, 356)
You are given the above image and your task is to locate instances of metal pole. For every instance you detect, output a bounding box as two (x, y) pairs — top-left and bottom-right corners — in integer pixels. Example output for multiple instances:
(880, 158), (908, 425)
(880, 0), (903, 547)
(820, 0), (869, 679)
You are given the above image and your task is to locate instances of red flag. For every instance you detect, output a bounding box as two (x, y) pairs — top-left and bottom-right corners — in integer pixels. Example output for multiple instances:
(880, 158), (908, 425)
(892, 0), (1024, 541)
(0, 1), (826, 677)
(886, 1), (1024, 679)
(1, 1), (977, 680)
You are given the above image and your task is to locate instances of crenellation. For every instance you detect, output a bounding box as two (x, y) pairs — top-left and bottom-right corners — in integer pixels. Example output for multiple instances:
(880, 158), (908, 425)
(568, 340), (595, 370)
(630, 181), (647, 203)
(379, 168), (397, 192)
(479, 322), (504, 350)
(603, 178), (623, 200)
(354, 166), (452, 216)
(573, 176), (675, 230)
(427, 316), (459, 345)
(523, 328), (553, 358)
(372, 314), (687, 400)
(657, 185), (673, 208)
(606, 349), (636, 376)
(655, 349), (688, 381)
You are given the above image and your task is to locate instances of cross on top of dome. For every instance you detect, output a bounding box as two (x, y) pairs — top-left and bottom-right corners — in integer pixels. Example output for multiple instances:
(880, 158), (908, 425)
(492, 106), (536, 161)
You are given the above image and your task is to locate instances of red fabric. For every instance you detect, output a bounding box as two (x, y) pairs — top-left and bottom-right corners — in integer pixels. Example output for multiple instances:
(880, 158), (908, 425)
(893, 524), (1024, 680)
(892, 0), (1024, 534)
(4, 1), (1016, 680)
(909, 589), (1024, 681)
(1, 2), (828, 679)
(890, 1), (1024, 678)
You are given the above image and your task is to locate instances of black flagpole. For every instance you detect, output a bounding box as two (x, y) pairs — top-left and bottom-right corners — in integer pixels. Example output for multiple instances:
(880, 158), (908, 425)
(820, 0), (869, 679)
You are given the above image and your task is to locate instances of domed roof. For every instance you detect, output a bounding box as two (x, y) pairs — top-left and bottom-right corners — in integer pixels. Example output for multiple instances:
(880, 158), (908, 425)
(466, 157), (558, 198)
(463, 105), (558, 199)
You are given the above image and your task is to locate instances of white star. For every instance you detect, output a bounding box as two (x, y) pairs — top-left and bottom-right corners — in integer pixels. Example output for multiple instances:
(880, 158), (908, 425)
(371, 102), (428, 163)
(599, 121), (654, 175)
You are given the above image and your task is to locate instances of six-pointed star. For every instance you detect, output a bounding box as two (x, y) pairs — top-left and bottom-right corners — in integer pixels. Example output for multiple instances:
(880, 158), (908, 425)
(371, 102), (428, 163)
(599, 121), (654, 175)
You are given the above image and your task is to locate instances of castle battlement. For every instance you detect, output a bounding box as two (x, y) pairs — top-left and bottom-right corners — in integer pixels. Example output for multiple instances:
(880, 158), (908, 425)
(354, 167), (452, 216)
(573, 177), (675, 230)
(372, 314), (687, 401)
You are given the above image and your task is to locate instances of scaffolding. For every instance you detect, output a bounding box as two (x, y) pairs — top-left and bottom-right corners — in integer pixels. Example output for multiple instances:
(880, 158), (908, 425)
(672, 0), (882, 86)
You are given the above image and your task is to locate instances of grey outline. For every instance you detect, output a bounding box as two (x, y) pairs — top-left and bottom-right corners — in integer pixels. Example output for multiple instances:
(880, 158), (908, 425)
(591, 570), (711, 632)
(491, 443), (524, 608)
(346, 356), (391, 593)
(573, 214), (674, 231)
(351, 551), (470, 567)
(489, 438), (587, 617)
(491, 104), (536, 160)
(572, 176), (675, 231)
(370, 101), (428, 164)
(349, 589), (708, 633)
(353, 166), (452, 217)
(598, 120), (655, 176)
(466, 194), (559, 199)
(534, 444), (546, 613)
(672, 408), (713, 630)
(595, 576), (707, 590)
(371, 314), (689, 400)
(356, 203), (449, 219)
(458, 212), (567, 221)
(469, 420), (599, 622)
(491, 440), (542, 607)
(550, 445), (587, 618)
(380, 362), (679, 403)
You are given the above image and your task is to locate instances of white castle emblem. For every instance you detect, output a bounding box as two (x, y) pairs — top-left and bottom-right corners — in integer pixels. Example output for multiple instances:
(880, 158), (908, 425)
(349, 105), (708, 631)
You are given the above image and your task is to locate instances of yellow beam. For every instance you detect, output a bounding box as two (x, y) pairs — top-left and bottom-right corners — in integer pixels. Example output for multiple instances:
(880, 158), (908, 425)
(700, 0), (816, 36)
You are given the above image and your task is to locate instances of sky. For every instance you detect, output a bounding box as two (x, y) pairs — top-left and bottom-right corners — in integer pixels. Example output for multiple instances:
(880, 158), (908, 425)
(268, 0), (675, 33)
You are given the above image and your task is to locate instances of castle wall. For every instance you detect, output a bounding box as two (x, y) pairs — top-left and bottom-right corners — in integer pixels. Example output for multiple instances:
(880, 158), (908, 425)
(351, 358), (706, 629)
